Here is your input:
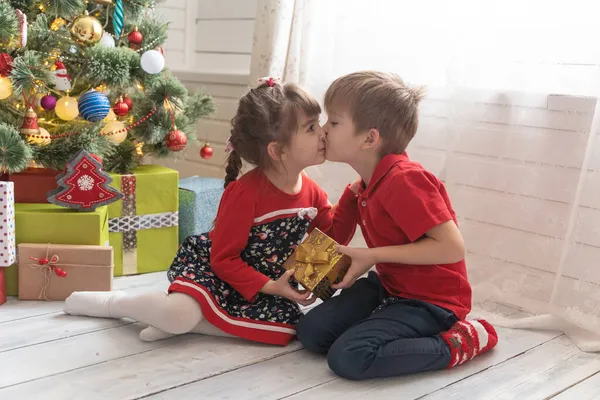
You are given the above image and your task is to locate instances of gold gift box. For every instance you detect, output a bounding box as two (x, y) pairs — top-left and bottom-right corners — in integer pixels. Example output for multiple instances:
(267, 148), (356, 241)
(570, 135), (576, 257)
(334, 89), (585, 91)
(283, 228), (351, 301)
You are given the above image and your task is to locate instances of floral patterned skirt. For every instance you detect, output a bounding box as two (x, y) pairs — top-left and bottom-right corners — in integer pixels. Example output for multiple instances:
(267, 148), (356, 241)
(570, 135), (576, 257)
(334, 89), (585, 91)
(167, 234), (302, 346)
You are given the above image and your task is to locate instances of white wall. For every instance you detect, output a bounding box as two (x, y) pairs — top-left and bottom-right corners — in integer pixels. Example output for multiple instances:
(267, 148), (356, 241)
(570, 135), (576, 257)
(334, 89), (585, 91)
(158, 0), (257, 74)
(155, 0), (256, 178)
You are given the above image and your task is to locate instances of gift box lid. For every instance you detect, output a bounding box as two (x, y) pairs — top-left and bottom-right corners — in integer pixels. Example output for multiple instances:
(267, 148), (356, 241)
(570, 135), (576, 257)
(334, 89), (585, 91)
(108, 165), (179, 217)
(15, 204), (109, 246)
(18, 243), (113, 266)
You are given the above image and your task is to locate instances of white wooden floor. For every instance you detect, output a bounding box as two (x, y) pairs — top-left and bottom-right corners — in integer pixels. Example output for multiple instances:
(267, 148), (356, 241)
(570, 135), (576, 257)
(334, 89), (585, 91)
(2, 272), (600, 400)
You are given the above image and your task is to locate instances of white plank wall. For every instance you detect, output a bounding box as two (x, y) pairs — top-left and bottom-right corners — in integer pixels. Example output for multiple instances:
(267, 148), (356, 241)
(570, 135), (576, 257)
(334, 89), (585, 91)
(195, 0), (257, 74)
(158, 0), (257, 73)
(404, 90), (600, 308)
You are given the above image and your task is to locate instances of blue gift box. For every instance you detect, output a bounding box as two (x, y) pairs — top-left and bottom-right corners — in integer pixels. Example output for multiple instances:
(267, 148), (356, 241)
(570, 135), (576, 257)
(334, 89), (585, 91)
(178, 176), (225, 244)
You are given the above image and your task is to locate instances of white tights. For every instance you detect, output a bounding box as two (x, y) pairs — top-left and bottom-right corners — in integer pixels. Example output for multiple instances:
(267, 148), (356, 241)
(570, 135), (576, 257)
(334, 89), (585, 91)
(64, 290), (232, 341)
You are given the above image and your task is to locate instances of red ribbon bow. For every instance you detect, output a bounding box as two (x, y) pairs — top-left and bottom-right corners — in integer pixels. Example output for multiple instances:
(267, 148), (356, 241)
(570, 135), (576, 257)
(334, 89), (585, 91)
(30, 254), (67, 277)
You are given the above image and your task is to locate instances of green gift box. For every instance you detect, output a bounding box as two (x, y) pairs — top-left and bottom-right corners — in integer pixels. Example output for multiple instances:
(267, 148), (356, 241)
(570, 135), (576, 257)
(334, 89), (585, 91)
(108, 165), (179, 276)
(4, 204), (109, 296)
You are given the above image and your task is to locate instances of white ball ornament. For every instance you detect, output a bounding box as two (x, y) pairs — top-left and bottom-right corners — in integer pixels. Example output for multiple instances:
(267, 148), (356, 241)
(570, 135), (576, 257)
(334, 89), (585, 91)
(99, 32), (115, 48)
(140, 50), (165, 74)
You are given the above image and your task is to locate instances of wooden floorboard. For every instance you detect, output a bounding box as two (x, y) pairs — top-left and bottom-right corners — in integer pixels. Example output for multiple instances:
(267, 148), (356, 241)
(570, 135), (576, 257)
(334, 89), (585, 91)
(552, 371), (600, 399)
(0, 335), (303, 399)
(146, 327), (560, 400)
(1, 271), (597, 400)
(422, 335), (600, 400)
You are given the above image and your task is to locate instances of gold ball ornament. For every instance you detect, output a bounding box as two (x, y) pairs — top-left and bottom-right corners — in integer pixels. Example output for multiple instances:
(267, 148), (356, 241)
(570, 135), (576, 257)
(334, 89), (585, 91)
(0, 76), (12, 100)
(55, 96), (79, 121)
(102, 120), (127, 144)
(70, 11), (103, 45)
(28, 127), (52, 146)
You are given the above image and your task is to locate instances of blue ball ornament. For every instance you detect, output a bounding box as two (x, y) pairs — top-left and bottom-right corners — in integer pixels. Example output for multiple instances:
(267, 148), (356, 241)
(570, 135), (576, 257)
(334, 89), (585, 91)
(78, 89), (110, 122)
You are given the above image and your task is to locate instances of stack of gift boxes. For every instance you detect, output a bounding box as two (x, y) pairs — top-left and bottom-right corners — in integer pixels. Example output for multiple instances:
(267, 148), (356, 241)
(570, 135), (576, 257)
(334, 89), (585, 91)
(0, 161), (226, 305)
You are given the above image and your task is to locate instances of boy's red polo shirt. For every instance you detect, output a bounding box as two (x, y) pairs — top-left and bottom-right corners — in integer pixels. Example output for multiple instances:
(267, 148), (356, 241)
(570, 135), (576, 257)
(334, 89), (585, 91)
(339, 152), (472, 320)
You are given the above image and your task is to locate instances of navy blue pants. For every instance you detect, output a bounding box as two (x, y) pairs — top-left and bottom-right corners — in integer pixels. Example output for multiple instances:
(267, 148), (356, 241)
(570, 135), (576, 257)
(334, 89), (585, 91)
(296, 272), (458, 380)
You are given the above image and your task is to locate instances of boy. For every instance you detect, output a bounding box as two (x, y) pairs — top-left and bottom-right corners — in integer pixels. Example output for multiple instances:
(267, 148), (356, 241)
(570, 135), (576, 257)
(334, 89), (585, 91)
(296, 71), (498, 381)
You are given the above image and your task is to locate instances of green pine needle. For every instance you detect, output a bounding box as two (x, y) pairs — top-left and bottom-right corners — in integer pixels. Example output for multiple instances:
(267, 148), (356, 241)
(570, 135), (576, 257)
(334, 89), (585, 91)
(10, 0), (33, 9)
(84, 45), (140, 89)
(145, 73), (187, 110)
(34, 125), (114, 170)
(103, 140), (139, 174)
(27, 13), (68, 52)
(0, 1), (19, 45)
(184, 92), (216, 121)
(9, 51), (52, 96)
(0, 123), (33, 173)
(135, 15), (168, 48)
(42, 0), (86, 19)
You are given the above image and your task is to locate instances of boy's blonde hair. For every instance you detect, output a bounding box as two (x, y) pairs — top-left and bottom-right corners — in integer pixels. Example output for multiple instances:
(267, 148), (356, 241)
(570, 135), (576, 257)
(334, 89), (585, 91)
(324, 71), (426, 154)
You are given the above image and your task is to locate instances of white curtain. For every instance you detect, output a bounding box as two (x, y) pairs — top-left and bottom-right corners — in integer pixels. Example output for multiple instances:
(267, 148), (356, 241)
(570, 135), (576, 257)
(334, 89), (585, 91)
(251, 0), (600, 351)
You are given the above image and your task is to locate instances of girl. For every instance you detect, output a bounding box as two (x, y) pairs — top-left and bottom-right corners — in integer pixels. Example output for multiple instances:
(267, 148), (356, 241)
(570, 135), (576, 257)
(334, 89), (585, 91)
(63, 79), (357, 346)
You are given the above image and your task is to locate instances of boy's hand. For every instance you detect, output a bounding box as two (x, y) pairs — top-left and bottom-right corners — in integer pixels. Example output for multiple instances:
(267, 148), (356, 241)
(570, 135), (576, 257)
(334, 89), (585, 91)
(333, 246), (376, 289)
(261, 269), (317, 306)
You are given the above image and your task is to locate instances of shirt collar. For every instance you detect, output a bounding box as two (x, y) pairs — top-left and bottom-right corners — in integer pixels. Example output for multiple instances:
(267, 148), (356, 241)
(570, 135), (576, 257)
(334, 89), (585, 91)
(358, 152), (410, 198)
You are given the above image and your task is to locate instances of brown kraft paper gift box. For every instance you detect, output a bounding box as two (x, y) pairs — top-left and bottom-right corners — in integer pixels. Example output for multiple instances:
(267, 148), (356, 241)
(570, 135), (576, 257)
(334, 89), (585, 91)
(18, 243), (113, 301)
(282, 228), (351, 301)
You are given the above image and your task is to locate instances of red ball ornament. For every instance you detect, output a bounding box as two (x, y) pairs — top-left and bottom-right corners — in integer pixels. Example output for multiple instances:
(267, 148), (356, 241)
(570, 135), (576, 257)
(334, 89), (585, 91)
(54, 266), (67, 277)
(200, 143), (213, 159)
(128, 26), (143, 46)
(113, 99), (129, 116)
(122, 95), (133, 111)
(166, 129), (187, 152)
(0, 53), (13, 77)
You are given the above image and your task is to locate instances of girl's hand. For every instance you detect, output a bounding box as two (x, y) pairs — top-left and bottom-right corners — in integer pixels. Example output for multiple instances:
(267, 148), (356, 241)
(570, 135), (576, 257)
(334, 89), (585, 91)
(348, 178), (363, 194)
(332, 246), (376, 289)
(261, 269), (317, 306)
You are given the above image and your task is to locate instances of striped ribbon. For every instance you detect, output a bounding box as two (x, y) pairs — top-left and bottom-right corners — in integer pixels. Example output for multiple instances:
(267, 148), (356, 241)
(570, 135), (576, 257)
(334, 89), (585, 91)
(112, 0), (124, 40)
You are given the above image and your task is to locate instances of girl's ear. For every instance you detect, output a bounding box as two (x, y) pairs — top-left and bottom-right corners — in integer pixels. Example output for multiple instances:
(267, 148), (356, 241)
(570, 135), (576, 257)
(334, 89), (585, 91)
(267, 141), (284, 161)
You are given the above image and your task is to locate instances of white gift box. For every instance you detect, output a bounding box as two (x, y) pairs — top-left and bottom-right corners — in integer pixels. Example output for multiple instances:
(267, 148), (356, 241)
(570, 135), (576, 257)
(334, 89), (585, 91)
(0, 182), (16, 267)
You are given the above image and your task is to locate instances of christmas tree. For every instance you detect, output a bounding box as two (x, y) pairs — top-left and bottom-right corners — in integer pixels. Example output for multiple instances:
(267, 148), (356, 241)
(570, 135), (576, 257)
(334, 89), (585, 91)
(0, 0), (215, 175)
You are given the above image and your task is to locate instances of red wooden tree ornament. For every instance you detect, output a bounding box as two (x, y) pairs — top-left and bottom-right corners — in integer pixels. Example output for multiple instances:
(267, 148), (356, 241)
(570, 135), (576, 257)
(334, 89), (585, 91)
(46, 150), (123, 211)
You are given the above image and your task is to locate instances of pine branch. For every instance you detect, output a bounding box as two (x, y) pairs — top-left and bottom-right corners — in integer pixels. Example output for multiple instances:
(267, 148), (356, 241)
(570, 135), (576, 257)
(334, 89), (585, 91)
(34, 125), (114, 169)
(42, 0), (86, 19)
(145, 73), (187, 110)
(0, 103), (21, 126)
(27, 13), (70, 52)
(0, 122), (33, 173)
(9, 51), (52, 100)
(134, 14), (168, 48)
(103, 139), (138, 174)
(183, 91), (216, 122)
(10, 0), (34, 9)
(0, 2), (18, 46)
(82, 45), (139, 90)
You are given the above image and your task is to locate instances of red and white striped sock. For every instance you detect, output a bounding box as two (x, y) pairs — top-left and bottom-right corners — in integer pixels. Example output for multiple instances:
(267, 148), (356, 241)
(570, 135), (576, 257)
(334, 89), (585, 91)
(440, 319), (498, 368)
